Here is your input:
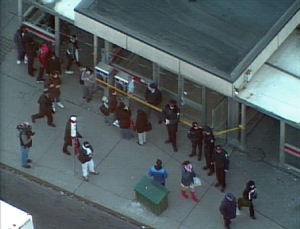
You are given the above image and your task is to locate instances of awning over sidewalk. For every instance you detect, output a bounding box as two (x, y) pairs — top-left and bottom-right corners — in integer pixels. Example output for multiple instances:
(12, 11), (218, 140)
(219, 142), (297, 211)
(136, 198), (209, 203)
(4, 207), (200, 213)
(236, 29), (300, 126)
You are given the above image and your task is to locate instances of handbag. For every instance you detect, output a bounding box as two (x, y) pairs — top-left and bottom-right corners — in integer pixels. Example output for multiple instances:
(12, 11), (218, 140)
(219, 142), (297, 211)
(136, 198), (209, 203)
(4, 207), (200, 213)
(146, 122), (152, 131)
(193, 177), (201, 186)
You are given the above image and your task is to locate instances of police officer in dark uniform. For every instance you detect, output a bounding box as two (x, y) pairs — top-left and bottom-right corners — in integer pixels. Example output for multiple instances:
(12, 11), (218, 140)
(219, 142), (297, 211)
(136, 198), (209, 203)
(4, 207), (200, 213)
(187, 122), (204, 160)
(203, 125), (215, 175)
(162, 100), (180, 152)
(212, 145), (229, 192)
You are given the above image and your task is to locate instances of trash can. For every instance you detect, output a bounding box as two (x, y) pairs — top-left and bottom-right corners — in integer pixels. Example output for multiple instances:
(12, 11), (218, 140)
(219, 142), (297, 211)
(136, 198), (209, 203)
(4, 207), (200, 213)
(134, 176), (170, 215)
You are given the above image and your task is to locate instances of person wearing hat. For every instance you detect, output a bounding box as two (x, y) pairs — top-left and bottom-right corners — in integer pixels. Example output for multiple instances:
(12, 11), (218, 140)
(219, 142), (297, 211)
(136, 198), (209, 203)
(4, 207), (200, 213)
(187, 121), (204, 160)
(31, 89), (56, 127)
(161, 100), (180, 152)
(238, 180), (257, 219)
(212, 145), (230, 192)
(148, 159), (168, 186)
(219, 193), (237, 229)
(78, 141), (99, 181)
(203, 125), (215, 175)
(144, 82), (163, 123)
(63, 115), (82, 155)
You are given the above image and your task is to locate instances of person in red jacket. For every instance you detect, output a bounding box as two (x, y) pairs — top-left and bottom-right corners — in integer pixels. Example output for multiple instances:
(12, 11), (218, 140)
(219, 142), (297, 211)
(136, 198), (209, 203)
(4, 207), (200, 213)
(37, 41), (51, 83)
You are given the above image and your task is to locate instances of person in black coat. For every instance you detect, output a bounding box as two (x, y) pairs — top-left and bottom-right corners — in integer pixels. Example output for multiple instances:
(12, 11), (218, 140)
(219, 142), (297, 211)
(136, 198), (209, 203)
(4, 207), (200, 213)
(63, 115), (82, 155)
(46, 53), (62, 75)
(25, 37), (36, 77)
(144, 83), (163, 123)
(219, 193), (237, 229)
(162, 100), (180, 152)
(212, 145), (230, 192)
(14, 25), (28, 64)
(31, 89), (55, 127)
(135, 108), (148, 145)
(203, 125), (215, 176)
(187, 121), (204, 160)
(238, 180), (257, 219)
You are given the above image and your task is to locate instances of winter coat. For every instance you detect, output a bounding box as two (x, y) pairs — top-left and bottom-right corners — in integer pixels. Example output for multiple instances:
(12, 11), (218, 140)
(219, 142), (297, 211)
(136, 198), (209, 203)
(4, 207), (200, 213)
(25, 39), (36, 59)
(66, 40), (78, 60)
(37, 94), (52, 114)
(212, 149), (230, 169)
(118, 108), (131, 129)
(242, 182), (256, 201)
(81, 71), (97, 88)
(148, 166), (168, 185)
(219, 196), (237, 219)
(161, 104), (180, 132)
(39, 44), (51, 68)
(14, 29), (27, 52)
(44, 77), (61, 100)
(204, 133), (215, 155)
(145, 88), (162, 106)
(78, 144), (94, 164)
(181, 167), (196, 186)
(187, 127), (203, 142)
(135, 109), (148, 133)
(47, 56), (61, 74)
(108, 94), (117, 113)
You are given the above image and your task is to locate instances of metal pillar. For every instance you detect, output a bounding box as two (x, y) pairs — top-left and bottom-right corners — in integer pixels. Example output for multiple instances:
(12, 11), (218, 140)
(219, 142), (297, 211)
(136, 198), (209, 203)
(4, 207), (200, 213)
(202, 87), (207, 124)
(240, 103), (246, 150)
(93, 35), (98, 67)
(18, 0), (23, 24)
(104, 40), (112, 95)
(279, 120), (285, 164)
(152, 63), (159, 84)
(227, 98), (240, 144)
(54, 16), (60, 57)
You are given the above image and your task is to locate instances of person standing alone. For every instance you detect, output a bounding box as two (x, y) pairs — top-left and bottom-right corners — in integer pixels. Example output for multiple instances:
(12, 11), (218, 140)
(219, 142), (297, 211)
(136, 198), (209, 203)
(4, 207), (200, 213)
(18, 122), (34, 168)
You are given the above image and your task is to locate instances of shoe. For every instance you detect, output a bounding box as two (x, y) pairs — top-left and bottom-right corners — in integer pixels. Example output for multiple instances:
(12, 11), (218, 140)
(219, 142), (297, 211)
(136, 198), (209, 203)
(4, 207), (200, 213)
(82, 96), (86, 99)
(198, 158), (201, 161)
(214, 183), (220, 187)
(238, 206), (241, 210)
(48, 123), (56, 127)
(90, 171), (99, 175)
(251, 216), (256, 220)
(57, 102), (64, 108)
(36, 79), (45, 84)
(52, 106), (56, 113)
(80, 67), (86, 71)
(29, 73), (35, 77)
(31, 115), (35, 123)
(83, 176), (89, 182)
(158, 120), (162, 124)
(220, 187), (225, 192)
(189, 154), (195, 157)
(202, 166), (209, 170)
(137, 142), (143, 146)
(86, 98), (91, 103)
(63, 151), (71, 155)
(22, 165), (31, 169)
(65, 70), (74, 74)
(165, 140), (171, 144)
(27, 159), (32, 163)
(17, 60), (21, 65)
(173, 147), (178, 152)
(207, 171), (213, 176)
(181, 190), (189, 199)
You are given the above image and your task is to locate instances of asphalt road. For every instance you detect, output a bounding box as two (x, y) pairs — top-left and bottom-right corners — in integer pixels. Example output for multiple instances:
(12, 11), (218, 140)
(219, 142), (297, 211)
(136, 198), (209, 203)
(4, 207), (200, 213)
(0, 166), (140, 229)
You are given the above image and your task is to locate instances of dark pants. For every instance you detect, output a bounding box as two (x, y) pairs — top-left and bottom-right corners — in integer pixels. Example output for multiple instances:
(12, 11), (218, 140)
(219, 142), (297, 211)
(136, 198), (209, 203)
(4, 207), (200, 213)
(32, 111), (53, 125)
(204, 149), (214, 173)
(28, 57), (34, 75)
(167, 125), (177, 150)
(191, 140), (202, 159)
(215, 166), (226, 188)
(17, 49), (25, 61)
(223, 218), (231, 229)
(66, 57), (81, 70)
(37, 66), (45, 81)
(238, 198), (254, 217)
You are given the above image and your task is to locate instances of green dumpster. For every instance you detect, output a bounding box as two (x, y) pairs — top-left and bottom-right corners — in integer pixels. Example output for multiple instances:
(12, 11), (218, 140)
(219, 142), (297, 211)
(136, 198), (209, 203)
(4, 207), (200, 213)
(134, 176), (170, 215)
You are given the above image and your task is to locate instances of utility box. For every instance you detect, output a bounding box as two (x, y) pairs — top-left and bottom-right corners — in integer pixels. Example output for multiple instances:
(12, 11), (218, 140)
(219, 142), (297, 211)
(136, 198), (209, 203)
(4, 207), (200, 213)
(134, 176), (170, 215)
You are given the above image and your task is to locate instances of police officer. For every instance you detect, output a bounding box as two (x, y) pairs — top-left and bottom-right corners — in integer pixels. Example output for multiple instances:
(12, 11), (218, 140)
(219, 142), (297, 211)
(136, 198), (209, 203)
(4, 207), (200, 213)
(212, 145), (229, 192)
(203, 125), (215, 175)
(162, 100), (180, 152)
(187, 122), (203, 160)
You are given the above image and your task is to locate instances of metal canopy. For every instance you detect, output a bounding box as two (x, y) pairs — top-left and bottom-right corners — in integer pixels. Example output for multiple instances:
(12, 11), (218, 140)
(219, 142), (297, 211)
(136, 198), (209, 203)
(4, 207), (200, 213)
(236, 30), (300, 126)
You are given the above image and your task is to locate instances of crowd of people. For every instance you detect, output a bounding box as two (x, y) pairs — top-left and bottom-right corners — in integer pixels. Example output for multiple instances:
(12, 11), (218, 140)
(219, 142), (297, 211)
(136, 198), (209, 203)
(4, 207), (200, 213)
(15, 25), (258, 229)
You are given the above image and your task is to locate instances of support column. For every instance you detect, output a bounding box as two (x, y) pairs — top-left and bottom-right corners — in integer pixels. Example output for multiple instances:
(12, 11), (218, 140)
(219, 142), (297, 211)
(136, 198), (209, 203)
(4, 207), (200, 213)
(279, 121), (285, 165)
(18, 0), (23, 24)
(103, 40), (112, 95)
(152, 63), (159, 84)
(227, 98), (240, 146)
(93, 35), (98, 67)
(202, 87), (207, 124)
(240, 103), (246, 150)
(54, 16), (60, 57)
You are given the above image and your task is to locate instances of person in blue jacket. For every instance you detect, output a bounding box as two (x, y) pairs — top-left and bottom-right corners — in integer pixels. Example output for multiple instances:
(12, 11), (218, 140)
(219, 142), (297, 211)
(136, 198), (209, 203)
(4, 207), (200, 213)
(219, 193), (237, 229)
(148, 159), (168, 186)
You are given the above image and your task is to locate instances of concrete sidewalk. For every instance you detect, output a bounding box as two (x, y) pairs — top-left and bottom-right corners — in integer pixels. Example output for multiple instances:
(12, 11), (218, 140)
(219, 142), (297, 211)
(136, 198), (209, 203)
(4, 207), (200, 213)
(1, 2), (299, 229)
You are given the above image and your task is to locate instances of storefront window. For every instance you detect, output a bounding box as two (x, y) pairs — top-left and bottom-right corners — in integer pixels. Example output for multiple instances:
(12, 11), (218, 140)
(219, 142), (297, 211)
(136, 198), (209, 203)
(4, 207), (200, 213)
(285, 124), (300, 169)
(160, 69), (178, 94)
